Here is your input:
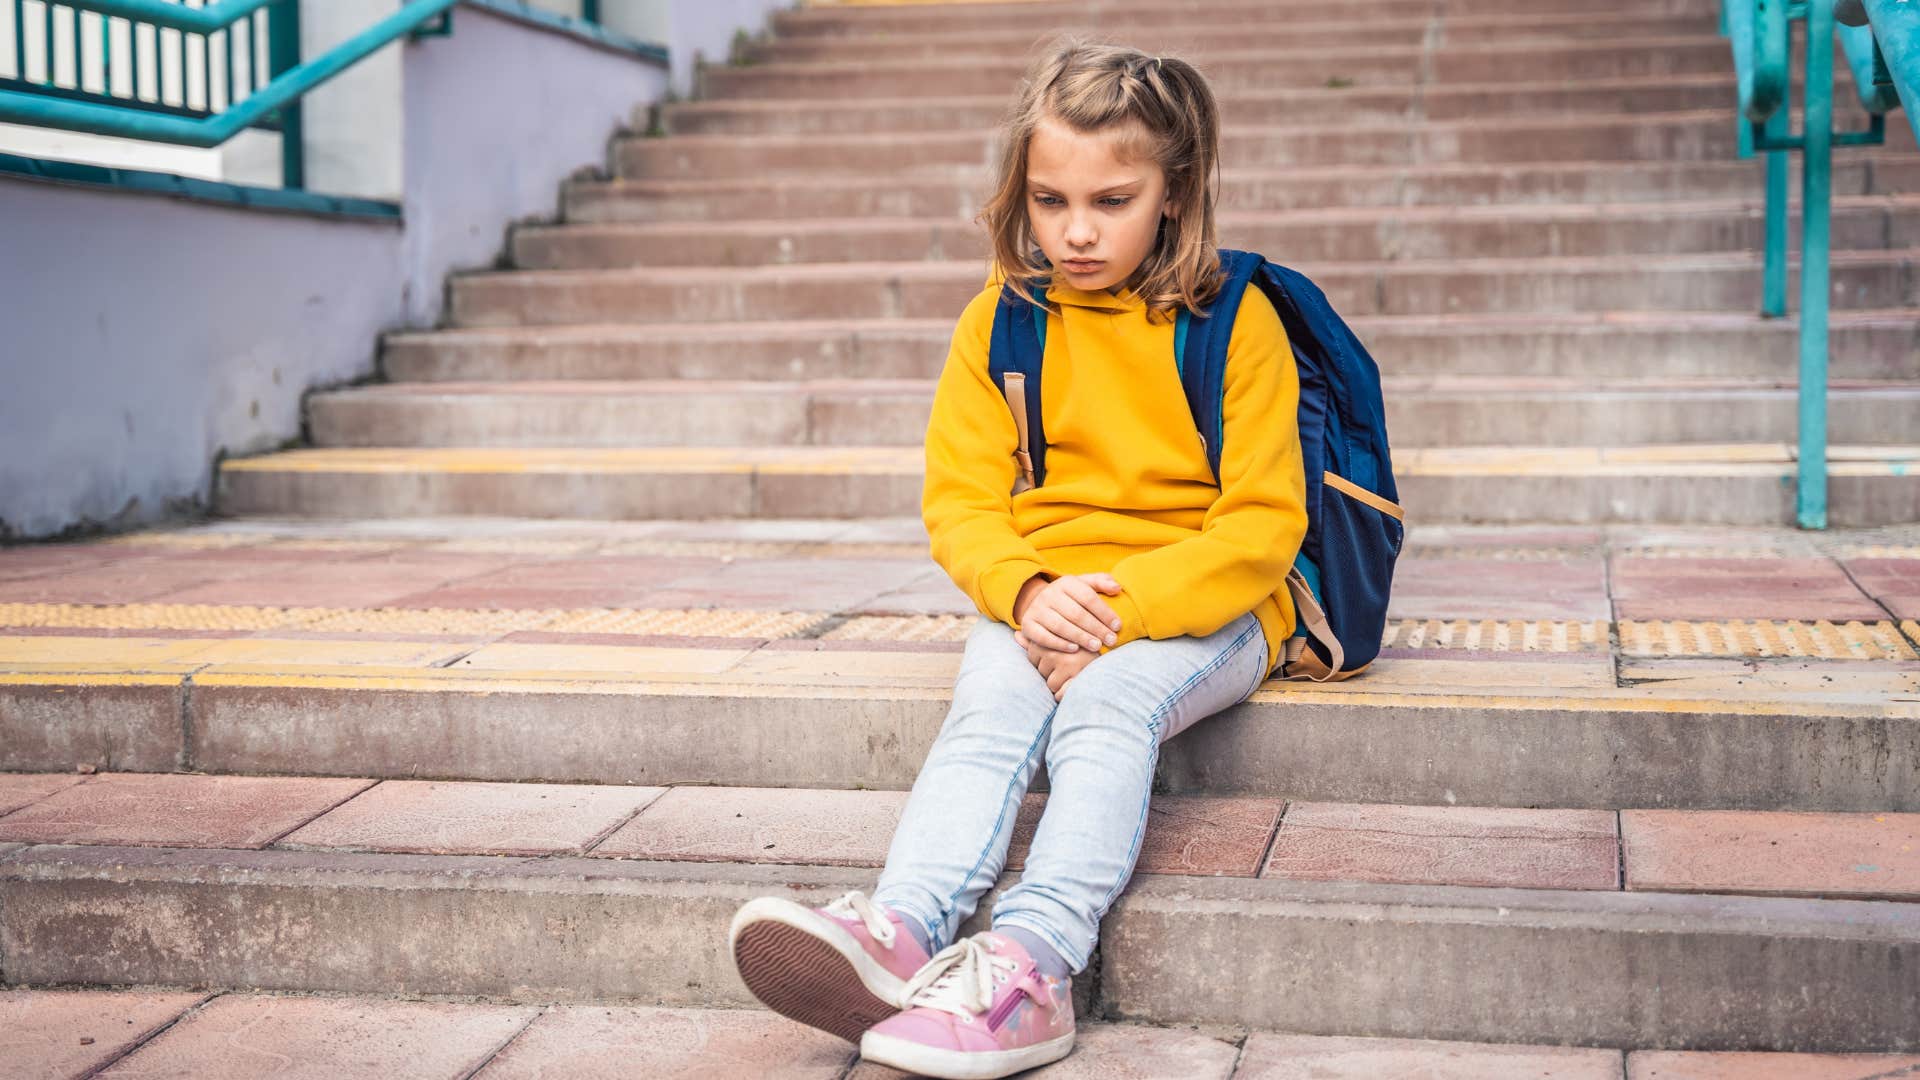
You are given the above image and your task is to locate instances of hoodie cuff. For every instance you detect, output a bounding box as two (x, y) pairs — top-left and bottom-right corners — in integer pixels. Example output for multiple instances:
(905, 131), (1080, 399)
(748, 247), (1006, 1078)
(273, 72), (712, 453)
(981, 561), (1055, 627)
(1102, 589), (1148, 653)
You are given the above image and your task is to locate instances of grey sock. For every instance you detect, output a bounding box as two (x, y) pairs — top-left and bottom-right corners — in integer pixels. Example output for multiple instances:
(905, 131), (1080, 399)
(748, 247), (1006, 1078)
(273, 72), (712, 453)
(996, 924), (1072, 980)
(890, 909), (933, 957)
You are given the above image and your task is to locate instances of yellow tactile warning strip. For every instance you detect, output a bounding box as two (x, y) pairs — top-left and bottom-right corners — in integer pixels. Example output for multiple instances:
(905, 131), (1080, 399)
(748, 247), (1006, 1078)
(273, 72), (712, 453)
(0, 603), (825, 639)
(95, 532), (263, 549)
(1382, 620), (1609, 653)
(826, 615), (977, 642)
(1619, 620), (1918, 661)
(0, 604), (1916, 660)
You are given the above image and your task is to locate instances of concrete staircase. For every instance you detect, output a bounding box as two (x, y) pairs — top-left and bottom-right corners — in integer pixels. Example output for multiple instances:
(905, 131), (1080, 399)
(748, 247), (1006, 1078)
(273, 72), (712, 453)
(6, 0), (1920, 1075)
(219, 0), (1920, 527)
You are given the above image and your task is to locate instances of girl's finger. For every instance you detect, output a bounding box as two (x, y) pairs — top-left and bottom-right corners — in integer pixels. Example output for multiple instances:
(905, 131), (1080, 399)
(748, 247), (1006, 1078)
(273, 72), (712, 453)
(1082, 573), (1123, 595)
(1060, 578), (1122, 635)
(1026, 609), (1080, 652)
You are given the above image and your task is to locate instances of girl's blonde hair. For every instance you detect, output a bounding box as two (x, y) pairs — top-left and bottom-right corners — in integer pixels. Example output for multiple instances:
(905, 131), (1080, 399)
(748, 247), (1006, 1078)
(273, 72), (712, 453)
(979, 37), (1225, 325)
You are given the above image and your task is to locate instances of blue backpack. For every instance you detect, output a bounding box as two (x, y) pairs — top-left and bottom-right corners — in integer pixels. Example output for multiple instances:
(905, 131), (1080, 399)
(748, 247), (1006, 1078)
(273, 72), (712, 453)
(987, 248), (1403, 681)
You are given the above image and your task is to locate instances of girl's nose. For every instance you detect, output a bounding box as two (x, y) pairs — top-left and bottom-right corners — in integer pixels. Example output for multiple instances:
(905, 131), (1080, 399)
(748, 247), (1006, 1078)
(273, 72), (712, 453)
(1065, 215), (1097, 247)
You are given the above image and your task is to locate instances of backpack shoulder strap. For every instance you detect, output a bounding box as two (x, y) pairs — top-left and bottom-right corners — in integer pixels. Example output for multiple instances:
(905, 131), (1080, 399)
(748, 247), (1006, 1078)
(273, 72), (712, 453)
(1175, 248), (1266, 483)
(988, 280), (1050, 490)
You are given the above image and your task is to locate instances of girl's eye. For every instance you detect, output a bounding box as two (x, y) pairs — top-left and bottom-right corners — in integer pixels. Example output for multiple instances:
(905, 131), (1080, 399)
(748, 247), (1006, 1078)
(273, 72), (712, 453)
(1031, 194), (1132, 208)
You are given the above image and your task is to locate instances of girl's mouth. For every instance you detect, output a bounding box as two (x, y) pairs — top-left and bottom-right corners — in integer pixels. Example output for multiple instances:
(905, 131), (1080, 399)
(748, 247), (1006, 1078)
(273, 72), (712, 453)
(1062, 260), (1104, 274)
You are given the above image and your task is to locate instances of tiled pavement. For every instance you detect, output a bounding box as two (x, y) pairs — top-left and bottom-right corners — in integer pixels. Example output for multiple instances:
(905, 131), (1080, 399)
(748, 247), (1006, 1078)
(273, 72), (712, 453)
(15, 988), (1920, 1080)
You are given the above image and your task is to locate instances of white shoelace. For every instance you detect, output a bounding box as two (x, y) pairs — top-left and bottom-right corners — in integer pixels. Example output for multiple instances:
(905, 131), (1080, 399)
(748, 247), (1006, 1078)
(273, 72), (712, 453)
(898, 935), (1020, 1022)
(823, 890), (897, 948)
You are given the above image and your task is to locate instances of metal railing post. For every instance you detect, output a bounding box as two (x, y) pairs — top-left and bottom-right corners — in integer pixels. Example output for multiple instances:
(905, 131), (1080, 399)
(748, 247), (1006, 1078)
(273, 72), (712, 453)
(1761, 108), (1789, 318)
(266, 0), (299, 188)
(1798, 0), (1835, 530)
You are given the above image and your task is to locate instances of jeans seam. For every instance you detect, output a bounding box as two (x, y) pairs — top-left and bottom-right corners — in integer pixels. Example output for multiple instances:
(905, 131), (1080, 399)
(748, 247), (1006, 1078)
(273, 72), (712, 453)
(1093, 617), (1264, 919)
(937, 703), (1056, 944)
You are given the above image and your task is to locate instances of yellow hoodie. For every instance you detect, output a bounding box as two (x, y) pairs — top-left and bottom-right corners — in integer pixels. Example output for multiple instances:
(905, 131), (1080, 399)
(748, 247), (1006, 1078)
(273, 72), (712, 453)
(922, 264), (1309, 675)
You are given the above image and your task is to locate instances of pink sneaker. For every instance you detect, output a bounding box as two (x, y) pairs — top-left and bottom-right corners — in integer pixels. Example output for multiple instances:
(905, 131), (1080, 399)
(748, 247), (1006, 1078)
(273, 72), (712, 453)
(858, 930), (1075, 1079)
(728, 890), (932, 1042)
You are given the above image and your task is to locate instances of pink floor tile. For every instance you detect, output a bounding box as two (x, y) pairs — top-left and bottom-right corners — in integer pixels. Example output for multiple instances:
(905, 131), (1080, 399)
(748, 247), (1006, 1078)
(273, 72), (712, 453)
(1262, 802), (1619, 891)
(639, 559), (931, 613)
(473, 1004), (850, 1079)
(0, 545), (147, 583)
(0, 773), (374, 849)
(1610, 557), (1885, 621)
(850, 1022), (1240, 1079)
(445, 555), (720, 591)
(279, 780), (665, 856)
(0, 772), (87, 815)
(1, 988), (207, 1080)
(1622, 810), (1920, 901)
(856, 569), (975, 616)
(1387, 558), (1610, 621)
(0, 558), (268, 605)
(1008, 794), (1285, 877)
(1627, 1050), (1920, 1079)
(589, 786), (908, 867)
(1843, 557), (1920, 619)
(1237, 1032), (1623, 1079)
(97, 994), (537, 1080)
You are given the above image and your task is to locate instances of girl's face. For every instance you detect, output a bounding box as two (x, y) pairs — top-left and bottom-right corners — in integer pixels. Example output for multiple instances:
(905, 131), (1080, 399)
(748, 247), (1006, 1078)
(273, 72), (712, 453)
(1024, 115), (1175, 294)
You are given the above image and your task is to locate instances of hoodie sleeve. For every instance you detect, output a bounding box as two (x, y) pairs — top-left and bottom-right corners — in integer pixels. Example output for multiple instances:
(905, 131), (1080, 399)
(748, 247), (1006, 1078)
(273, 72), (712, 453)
(921, 284), (1058, 626)
(1102, 286), (1308, 646)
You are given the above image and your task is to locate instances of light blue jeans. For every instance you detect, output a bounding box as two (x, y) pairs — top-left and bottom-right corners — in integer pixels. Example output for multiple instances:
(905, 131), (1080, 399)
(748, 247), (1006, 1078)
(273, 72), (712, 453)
(871, 610), (1269, 974)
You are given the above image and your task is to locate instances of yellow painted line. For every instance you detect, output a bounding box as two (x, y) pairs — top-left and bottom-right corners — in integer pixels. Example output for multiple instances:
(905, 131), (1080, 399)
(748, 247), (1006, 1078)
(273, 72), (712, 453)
(0, 671), (187, 688)
(0, 636), (467, 668)
(451, 644), (758, 676)
(0, 636), (224, 665)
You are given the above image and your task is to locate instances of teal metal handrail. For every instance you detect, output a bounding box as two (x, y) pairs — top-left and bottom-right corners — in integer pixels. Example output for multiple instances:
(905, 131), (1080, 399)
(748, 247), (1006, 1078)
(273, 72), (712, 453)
(1721, 0), (1912, 530)
(0, 0), (459, 188)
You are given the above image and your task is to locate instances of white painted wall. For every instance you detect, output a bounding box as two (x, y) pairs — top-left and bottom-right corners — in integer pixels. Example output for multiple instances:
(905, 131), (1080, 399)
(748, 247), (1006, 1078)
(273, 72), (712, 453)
(0, 1), (807, 539)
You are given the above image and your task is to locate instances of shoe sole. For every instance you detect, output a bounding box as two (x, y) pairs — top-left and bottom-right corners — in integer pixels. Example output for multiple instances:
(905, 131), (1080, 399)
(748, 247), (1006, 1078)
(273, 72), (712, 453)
(728, 897), (908, 1044)
(859, 1027), (1076, 1079)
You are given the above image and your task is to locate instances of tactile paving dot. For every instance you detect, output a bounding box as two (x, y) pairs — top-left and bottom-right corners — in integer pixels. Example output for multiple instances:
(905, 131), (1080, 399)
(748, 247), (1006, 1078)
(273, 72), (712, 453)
(1619, 620), (1917, 661)
(1380, 619), (1609, 653)
(541, 608), (824, 637)
(822, 615), (977, 643)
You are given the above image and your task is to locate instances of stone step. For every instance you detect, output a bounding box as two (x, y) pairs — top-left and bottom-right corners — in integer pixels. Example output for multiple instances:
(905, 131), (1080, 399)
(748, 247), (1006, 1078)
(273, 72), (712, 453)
(619, 111), (1772, 180)
(445, 251), (1920, 328)
(5, 515), (1914, 803)
(382, 311), (1920, 384)
(32, 991), (1894, 1080)
(743, 12), (1719, 64)
(306, 377), (1920, 450)
(767, 0), (1722, 39)
(563, 157), (1920, 223)
(213, 443), (1920, 525)
(659, 75), (1737, 136)
(698, 37), (1731, 99)
(513, 196), (1920, 269)
(1, 773), (1916, 1047)
(20, 988), (1625, 1080)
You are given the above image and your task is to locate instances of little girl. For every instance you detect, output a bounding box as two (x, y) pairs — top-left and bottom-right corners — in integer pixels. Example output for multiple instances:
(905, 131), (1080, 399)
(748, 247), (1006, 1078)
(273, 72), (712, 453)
(727, 38), (1306, 1079)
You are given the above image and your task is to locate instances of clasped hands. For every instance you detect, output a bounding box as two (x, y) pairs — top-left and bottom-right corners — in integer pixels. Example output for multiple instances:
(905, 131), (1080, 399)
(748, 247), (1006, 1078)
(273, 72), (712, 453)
(1010, 573), (1125, 701)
